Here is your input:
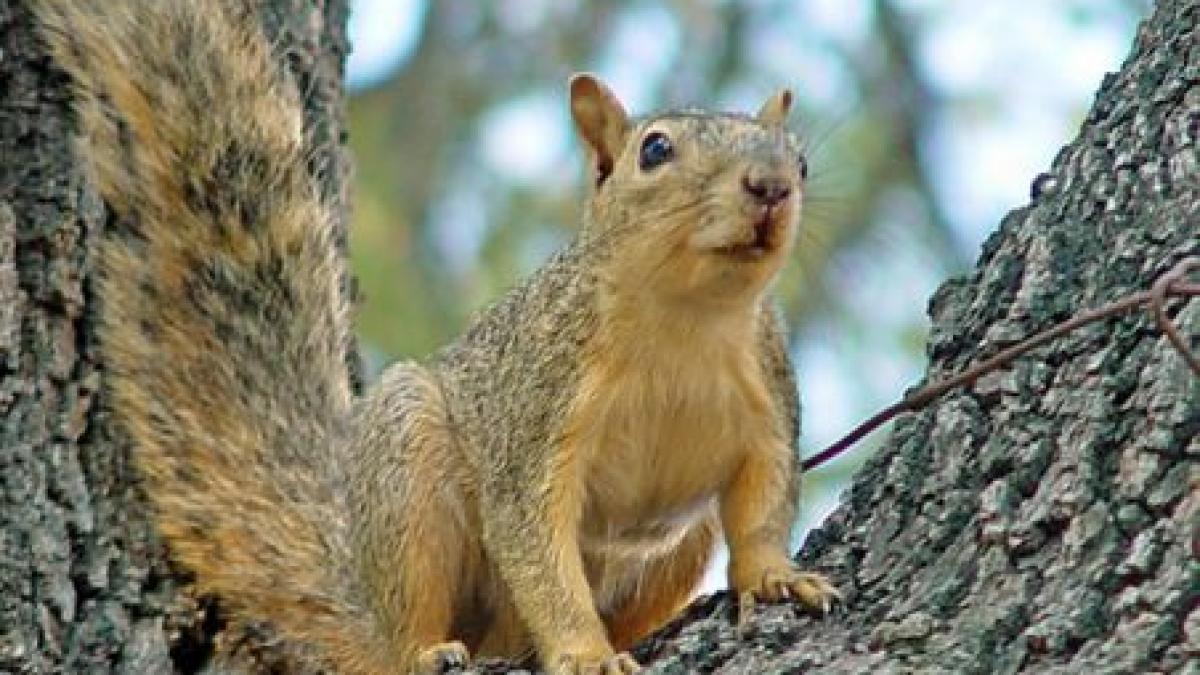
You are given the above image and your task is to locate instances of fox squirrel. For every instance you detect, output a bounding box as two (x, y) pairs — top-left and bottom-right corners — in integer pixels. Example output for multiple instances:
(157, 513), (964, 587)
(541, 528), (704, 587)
(34, 0), (839, 672)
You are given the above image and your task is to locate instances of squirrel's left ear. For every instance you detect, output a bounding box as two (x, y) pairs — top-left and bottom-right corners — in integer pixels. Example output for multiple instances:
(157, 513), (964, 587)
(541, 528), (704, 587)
(756, 88), (793, 128)
(569, 73), (630, 186)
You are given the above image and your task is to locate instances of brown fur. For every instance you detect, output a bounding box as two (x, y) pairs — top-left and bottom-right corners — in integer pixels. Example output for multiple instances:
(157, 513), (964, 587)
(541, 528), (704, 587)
(36, 0), (837, 672)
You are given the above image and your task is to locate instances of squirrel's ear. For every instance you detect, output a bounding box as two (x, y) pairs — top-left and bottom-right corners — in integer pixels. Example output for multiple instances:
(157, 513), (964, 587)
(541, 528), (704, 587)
(569, 73), (630, 186)
(756, 88), (793, 128)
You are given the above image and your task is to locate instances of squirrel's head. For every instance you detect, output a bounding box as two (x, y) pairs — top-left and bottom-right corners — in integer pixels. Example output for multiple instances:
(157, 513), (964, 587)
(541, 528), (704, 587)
(570, 73), (804, 309)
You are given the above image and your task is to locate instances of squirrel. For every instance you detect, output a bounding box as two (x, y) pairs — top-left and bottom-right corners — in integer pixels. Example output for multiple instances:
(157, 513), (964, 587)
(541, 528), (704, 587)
(34, 0), (839, 673)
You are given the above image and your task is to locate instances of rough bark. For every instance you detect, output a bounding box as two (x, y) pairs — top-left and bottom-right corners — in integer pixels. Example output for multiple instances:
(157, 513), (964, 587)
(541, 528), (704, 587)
(3, 0), (1196, 673)
(609, 1), (1198, 672)
(0, 1), (350, 672)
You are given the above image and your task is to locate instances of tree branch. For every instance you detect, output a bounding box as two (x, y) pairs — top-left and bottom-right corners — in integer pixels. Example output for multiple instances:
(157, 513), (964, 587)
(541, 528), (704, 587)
(804, 255), (1200, 471)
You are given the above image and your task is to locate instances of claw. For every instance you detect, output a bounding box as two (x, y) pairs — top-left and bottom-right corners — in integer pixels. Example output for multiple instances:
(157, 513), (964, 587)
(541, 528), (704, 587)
(553, 649), (641, 674)
(737, 590), (757, 637)
(734, 563), (840, 618)
(414, 641), (470, 674)
(610, 652), (641, 674)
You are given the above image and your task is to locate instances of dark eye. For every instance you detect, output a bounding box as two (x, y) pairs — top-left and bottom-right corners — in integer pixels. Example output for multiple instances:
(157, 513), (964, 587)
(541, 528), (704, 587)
(638, 132), (674, 171)
(797, 154), (809, 181)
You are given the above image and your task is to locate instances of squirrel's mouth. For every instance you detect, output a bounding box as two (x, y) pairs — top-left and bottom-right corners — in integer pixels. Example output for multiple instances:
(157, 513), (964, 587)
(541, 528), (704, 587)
(716, 242), (771, 261)
(715, 210), (778, 261)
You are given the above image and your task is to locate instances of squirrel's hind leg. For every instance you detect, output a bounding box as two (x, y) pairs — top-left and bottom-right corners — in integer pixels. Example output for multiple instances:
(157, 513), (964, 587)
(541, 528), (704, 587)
(601, 515), (718, 651)
(349, 363), (482, 671)
(473, 580), (536, 663)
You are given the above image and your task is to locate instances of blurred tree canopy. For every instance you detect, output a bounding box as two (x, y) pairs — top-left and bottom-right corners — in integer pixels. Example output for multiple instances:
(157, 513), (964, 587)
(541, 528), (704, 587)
(345, 0), (1147, 501)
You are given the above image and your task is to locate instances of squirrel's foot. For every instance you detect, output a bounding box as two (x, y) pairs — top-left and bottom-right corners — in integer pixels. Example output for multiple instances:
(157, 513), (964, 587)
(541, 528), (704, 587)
(413, 641), (470, 674)
(551, 649), (640, 674)
(732, 558), (840, 632)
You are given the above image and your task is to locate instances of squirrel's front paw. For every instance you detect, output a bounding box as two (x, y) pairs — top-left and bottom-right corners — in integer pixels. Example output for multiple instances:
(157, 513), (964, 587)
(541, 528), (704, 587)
(413, 641), (469, 674)
(551, 649), (640, 674)
(730, 552), (840, 628)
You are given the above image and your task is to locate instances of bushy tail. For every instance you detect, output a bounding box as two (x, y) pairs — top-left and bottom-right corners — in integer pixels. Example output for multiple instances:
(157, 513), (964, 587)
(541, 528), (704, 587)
(35, 1), (388, 670)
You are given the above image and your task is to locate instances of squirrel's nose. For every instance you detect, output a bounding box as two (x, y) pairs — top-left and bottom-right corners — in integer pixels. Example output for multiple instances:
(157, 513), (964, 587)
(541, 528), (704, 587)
(742, 170), (791, 208)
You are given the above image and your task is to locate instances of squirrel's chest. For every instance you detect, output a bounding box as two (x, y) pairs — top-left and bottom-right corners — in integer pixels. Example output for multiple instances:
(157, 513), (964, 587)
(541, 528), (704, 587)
(566, 340), (778, 539)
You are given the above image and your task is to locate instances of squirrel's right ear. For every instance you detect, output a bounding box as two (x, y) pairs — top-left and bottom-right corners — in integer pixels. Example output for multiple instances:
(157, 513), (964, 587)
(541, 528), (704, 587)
(569, 73), (630, 187)
(756, 88), (794, 128)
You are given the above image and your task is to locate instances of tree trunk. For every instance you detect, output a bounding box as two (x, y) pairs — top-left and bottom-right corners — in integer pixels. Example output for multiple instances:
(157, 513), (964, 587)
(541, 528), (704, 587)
(0, 1), (350, 672)
(621, 2), (1200, 672)
(3, 0), (1196, 673)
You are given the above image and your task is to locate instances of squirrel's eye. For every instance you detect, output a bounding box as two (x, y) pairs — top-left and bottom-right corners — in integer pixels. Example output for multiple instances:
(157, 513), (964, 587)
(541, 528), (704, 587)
(638, 132), (674, 171)
(797, 154), (809, 182)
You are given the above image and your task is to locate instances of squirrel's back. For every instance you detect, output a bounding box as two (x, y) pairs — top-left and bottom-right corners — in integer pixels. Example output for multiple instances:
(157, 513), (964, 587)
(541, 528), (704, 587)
(35, 0), (387, 670)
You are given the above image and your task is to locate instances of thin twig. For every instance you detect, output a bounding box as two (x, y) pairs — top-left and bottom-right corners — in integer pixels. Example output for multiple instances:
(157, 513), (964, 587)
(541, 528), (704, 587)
(1151, 258), (1200, 376)
(804, 256), (1200, 471)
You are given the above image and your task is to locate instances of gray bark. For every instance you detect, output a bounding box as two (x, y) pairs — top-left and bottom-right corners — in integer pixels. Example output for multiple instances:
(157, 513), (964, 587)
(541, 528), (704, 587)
(616, 1), (1199, 672)
(2, 0), (1195, 673)
(0, 1), (350, 672)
